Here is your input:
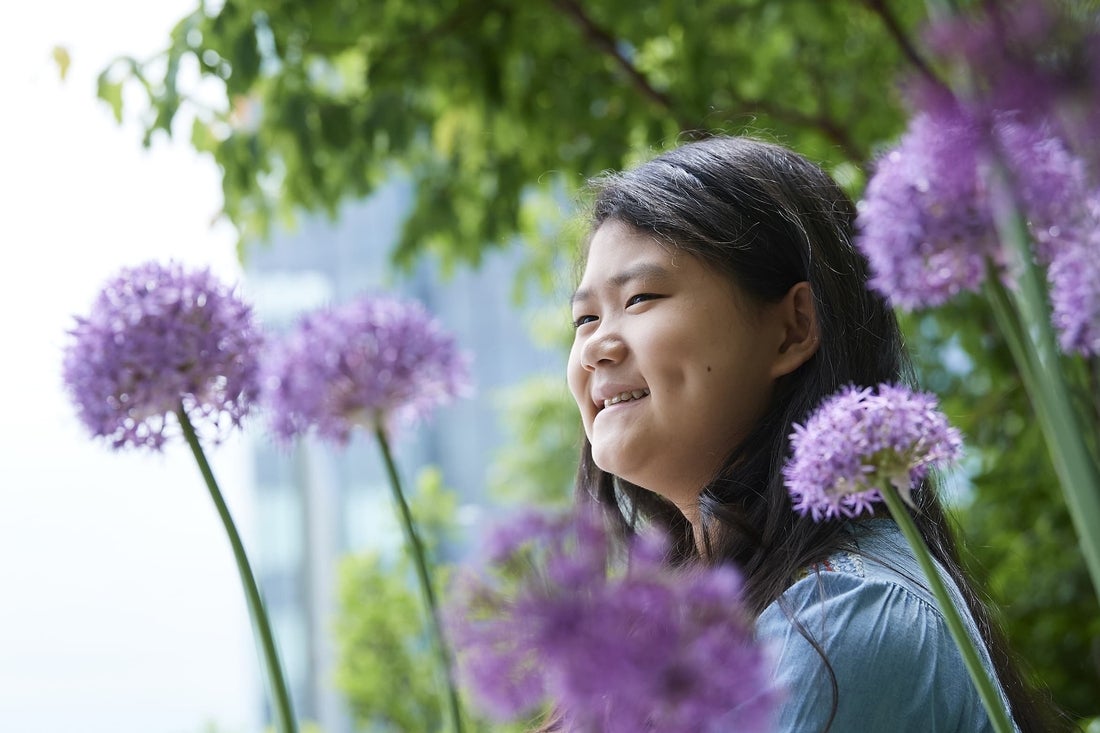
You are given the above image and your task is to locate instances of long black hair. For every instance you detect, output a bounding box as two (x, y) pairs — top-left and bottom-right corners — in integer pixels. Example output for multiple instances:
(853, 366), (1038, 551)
(573, 136), (1060, 732)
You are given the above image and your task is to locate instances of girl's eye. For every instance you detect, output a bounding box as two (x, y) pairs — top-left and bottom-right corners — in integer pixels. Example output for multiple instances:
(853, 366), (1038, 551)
(572, 314), (598, 329)
(626, 293), (659, 307)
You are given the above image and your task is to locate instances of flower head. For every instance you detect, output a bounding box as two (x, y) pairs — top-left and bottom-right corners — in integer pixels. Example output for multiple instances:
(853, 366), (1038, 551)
(262, 295), (470, 444)
(446, 506), (777, 733)
(857, 104), (1100, 332)
(994, 121), (1100, 356)
(922, 0), (1100, 164)
(1046, 194), (1100, 356)
(783, 384), (963, 521)
(856, 105), (998, 309)
(62, 261), (262, 450)
(996, 119), (1092, 262)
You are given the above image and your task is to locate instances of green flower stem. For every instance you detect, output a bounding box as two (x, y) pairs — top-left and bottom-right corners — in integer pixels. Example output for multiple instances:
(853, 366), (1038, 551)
(985, 170), (1100, 604)
(879, 487), (1014, 733)
(176, 407), (297, 733)
(373, 425), (465, 733)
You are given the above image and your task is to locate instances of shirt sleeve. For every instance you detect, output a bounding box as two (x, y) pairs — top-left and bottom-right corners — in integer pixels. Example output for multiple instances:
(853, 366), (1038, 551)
(755, 570), (995, 733)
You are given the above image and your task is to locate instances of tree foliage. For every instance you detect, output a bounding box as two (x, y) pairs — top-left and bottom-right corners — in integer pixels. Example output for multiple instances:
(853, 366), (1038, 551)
(488, 374), (579, 506)
(103, 0), (1098, 720)
(100, 0), (919, 266)
(333, 471), (452, 732)
(334, 470), (527, 732)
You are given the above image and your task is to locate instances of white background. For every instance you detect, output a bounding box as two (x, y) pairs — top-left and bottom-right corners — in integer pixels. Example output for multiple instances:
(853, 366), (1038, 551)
(1, 2), (260, 731)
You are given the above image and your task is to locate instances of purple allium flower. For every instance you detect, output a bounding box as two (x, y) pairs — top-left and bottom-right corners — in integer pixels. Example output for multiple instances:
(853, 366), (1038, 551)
(858, 105), (1100, 339)
(62, 261), (262, 451)
(922, 0), (1100, 164)
(783, 384), (963, 521)
(924, 0), (1059, 119)
(995, 119), (1092, 261)
(994, 120), (1100, 355)
(262, 295), (470, 444)
(1046, 194), (1100, 356)
(856, 105), (998, 309)
(446, 507), (778, 733)
(874, 2), (1100, 352)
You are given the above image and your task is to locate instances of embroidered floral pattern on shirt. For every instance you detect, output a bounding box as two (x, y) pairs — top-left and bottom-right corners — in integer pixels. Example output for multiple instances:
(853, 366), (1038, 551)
(793, 551), (866, 582)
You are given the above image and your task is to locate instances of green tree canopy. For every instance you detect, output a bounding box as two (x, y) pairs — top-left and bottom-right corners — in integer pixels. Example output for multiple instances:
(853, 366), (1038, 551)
(100, 0), (921, 266)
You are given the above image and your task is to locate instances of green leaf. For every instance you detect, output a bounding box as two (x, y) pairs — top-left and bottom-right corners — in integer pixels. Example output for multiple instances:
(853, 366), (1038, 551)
(96, 72), (124, 123)
(190, 117), (219, 153)
(51, 45), (71, 82)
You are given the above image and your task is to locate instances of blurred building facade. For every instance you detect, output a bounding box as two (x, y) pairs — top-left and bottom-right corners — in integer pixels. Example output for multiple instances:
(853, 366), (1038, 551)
(243, 181), (567, 731)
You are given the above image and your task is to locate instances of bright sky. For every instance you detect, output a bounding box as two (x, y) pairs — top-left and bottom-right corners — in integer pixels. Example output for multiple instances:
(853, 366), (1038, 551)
(1, 2), (259, 731)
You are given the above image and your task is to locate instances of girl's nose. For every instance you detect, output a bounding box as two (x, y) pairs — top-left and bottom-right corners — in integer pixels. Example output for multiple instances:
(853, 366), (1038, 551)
(579, 326), (627, 371)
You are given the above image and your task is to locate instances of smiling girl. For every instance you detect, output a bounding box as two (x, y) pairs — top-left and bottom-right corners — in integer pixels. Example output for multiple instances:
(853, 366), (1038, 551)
(565, 137), (1059, 732)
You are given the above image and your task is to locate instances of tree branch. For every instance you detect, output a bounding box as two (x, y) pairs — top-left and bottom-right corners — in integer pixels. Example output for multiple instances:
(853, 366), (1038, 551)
(862, 0), (946, 90)
(752, 101), (866, 162)
(350, 2), (496, 81)
(547, 0), (695, 130)
(549, 0), (867, 160)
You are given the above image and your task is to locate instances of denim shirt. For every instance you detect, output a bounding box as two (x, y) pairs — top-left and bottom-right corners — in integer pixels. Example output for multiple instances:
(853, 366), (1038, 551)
(755, 519), (1013, 733)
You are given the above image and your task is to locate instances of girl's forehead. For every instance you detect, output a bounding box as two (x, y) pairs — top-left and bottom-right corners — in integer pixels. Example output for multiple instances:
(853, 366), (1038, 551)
(577, 223), (674, 277)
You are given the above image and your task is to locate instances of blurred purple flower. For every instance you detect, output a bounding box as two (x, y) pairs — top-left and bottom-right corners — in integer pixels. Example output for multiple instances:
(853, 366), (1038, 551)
(62, 261), (261, 451)
(856, 104), (997, 309)
(1046, 194), (1100, 356)
(867, 1), (1100, 355)
(784, 384), (963, 521)
(922, 0), (1100, 164)
(857, 107), (1100, 347)
(996, 119), (1091, 261)
(446, 506), (777, 733)
(262, 295), (470, 444)
(996, 121), (1100, 356)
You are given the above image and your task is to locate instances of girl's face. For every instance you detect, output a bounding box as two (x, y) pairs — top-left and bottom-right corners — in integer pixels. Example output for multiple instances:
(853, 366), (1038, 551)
(567, 220), (791, 514)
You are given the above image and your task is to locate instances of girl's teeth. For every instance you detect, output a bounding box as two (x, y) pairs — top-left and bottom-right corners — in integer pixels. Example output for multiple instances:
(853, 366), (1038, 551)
(603, 388), (650, 409)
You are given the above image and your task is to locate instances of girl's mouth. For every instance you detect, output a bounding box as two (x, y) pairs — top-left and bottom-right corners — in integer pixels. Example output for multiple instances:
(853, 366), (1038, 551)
(602, 388), (650, 410)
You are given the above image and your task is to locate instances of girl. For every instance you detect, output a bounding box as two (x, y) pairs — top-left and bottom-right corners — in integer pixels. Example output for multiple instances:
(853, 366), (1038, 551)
(566, 136), (1059, 731)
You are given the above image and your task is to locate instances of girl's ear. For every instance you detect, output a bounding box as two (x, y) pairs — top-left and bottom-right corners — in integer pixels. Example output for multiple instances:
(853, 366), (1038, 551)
(770, 281), (820, 378)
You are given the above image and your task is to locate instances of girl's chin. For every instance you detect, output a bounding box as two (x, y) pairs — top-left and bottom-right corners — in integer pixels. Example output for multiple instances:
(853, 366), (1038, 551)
(589, 447), (634, 481)
(590, 451), (651, 491)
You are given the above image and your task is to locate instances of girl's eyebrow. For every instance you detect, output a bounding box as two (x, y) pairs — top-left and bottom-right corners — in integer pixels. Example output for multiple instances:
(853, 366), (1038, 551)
(571, 262), (672, 305)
